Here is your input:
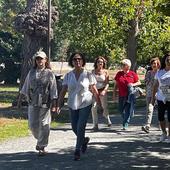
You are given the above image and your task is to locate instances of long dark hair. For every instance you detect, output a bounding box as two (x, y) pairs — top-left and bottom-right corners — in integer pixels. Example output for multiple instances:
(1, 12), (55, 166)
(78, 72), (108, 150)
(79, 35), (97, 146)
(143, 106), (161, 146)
(160, 53), (170, 70)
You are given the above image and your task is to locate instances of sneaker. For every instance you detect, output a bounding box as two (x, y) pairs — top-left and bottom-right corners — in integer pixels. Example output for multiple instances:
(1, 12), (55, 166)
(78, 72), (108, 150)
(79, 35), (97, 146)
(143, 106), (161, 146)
(141, 126), (150, 133)
(92, 125), (98, 131)
(159, 133), (167, 142)
(123, 123), (128, 130)
(81, 137), (90, 154)
(107, 117), (112, 127)
(74, 149), (80, 161)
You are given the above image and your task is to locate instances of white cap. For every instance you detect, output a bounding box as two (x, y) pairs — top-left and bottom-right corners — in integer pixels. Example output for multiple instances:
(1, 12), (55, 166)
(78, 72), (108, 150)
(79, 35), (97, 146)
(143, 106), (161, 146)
(33, 51), (47, 59)
(121, 59), (131, 67)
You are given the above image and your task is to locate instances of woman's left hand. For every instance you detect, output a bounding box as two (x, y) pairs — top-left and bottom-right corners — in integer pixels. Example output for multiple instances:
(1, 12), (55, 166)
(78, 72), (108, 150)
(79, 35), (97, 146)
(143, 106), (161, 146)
(100, 90), (106, 96)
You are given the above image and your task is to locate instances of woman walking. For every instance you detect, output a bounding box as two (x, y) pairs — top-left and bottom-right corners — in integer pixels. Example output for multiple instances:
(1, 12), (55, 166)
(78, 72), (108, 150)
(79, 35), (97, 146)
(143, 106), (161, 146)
(141, 57), (160, 133)
(20, 50), (58, 156)
(91, 56), (112, 130)
(151, 53), (170, 142)
(57, 52), (102, 160)
(113, 59), (141, 130)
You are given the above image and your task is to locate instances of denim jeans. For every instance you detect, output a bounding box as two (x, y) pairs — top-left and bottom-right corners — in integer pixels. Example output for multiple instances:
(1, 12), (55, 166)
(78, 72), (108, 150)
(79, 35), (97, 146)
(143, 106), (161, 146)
(119, 96), (135, 126)
(69, 104), (92, 150)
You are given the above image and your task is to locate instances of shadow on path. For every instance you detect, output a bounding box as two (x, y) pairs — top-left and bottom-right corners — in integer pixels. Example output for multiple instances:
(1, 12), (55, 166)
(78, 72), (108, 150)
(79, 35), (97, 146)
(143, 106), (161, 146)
(0, 139), (170, 170)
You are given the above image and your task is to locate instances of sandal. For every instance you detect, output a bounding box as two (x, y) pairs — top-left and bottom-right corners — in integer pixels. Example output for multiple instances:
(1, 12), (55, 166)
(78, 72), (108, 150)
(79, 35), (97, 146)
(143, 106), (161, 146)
(38, 149), (48, 156)
(36, 145), (48, 156)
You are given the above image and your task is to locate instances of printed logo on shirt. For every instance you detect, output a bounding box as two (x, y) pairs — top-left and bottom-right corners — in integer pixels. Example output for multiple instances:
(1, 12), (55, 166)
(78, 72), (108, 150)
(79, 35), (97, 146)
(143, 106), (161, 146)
(160, 72), (170, 101)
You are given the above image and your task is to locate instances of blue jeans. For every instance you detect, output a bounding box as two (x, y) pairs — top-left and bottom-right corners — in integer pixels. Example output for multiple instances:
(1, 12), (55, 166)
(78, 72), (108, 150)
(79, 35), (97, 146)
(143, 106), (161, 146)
(69, 104), (92, 150)
(119, 96), (135, 126)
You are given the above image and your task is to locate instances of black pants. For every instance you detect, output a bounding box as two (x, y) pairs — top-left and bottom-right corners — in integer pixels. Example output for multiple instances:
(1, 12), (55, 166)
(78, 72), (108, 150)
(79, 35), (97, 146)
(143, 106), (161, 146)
(157, 100), (170, 122)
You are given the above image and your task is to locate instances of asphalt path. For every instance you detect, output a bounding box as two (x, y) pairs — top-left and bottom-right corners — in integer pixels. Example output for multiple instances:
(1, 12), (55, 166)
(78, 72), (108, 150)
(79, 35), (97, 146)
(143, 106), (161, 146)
(0, 108), (170, 170)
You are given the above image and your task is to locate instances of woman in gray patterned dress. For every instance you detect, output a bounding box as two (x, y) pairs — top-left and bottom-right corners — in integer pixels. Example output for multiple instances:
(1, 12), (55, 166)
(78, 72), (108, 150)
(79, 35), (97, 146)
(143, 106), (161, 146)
(20, 51), (58, 156)
(142, 57), (160, 133)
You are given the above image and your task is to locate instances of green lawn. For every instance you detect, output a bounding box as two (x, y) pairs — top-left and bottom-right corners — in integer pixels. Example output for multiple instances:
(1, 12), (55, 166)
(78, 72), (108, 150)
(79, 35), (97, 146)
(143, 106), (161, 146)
(0, 85), (19, 105)
(0, 83), (146, 142)
(0, 118), (29, 142)
(0, 117), (63, 142)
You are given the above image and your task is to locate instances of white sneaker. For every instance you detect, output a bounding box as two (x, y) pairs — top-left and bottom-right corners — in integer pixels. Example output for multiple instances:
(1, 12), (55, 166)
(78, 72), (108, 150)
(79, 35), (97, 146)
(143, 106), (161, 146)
(159, 133), (167, 142)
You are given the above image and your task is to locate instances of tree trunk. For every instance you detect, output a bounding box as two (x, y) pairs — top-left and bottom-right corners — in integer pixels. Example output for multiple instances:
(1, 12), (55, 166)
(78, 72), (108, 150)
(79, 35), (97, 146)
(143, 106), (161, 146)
(13, 0), (59, 106)
(19, 35), (46, 89)
(14, 0), (59, 89)
(127, 18), (139, 71)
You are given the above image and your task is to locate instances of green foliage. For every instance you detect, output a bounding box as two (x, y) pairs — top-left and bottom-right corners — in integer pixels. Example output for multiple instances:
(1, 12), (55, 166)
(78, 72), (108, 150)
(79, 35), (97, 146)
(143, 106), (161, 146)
(138, 2), (170, 64)
(0, 0), (25, 84)
(0, 31), (22, 84)
(156, 0), (170, 16)
(0, 0), (26, 33)
(53, 0), (170, 66)
(0, 0), (170, 73)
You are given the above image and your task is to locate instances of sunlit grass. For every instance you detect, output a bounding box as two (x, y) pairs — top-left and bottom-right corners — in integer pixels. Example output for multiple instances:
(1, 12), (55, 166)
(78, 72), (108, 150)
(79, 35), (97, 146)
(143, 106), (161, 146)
(0, 85), (18, 104)
(0, 82), (146, 142)
(0, 85), (19, 92)
(0, 118), (29, 142)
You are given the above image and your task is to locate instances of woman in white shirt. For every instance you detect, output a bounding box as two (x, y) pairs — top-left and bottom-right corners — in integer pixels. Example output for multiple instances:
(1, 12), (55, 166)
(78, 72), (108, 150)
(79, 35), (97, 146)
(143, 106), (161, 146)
(92, 56), (112, 130)
(152, 53), (170, 142)
(57, 52), (102, 161)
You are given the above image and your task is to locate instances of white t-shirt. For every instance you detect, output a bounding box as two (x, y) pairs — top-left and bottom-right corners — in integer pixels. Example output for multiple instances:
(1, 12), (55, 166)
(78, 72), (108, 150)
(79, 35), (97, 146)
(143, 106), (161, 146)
(63, 70), (96, 110)
(155, 69), (170, 102)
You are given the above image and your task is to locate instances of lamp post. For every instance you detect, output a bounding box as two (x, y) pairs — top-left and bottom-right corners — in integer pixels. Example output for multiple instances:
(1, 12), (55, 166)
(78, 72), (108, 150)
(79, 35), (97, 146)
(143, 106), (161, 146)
(47, 0), (52, 60)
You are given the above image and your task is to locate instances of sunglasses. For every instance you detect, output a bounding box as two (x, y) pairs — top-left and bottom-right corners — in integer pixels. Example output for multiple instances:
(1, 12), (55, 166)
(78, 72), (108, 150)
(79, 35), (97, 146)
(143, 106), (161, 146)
(73, 58), (82, 61)
(97, 60), (104, 63)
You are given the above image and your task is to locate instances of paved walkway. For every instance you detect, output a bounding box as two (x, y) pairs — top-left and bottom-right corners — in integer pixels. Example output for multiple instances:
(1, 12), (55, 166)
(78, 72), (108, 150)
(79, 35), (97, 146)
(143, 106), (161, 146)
(0, 108), (170, 170)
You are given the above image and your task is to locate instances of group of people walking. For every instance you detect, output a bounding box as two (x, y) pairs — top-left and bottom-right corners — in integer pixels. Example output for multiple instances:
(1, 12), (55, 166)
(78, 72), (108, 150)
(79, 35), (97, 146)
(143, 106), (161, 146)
(20, 50), (170, 161)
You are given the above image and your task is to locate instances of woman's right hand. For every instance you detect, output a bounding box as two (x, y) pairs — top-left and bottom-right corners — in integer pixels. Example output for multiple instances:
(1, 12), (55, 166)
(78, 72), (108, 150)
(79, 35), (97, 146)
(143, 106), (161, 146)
(56, 107), (61, 115)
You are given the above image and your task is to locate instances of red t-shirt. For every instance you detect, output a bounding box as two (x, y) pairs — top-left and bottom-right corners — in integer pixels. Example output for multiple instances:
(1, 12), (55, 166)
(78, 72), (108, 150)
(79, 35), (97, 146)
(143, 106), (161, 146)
(114, 70), (139, 97)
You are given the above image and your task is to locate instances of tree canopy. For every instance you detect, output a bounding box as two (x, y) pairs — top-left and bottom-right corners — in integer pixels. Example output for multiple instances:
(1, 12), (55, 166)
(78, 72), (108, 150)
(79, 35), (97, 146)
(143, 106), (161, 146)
(0, 0), (170, 84)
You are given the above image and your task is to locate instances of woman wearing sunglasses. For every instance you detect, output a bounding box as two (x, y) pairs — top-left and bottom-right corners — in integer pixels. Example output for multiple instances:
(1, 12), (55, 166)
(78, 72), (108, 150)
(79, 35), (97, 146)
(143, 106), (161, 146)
(57, 52), (102, 161)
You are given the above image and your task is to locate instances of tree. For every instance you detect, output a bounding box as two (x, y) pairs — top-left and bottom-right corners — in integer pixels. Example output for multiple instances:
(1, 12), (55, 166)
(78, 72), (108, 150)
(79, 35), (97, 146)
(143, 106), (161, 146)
(14, 0), (59, 89)
(54, 0), (170, 68)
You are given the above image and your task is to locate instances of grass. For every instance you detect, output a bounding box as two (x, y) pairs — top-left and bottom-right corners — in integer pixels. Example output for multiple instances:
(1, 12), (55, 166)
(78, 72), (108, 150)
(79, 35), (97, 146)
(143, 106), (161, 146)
(0, 82), (146, 142)
(0, 85), (19, 105)
(0, 117), (64, 142)
(0, 118), (29, 142)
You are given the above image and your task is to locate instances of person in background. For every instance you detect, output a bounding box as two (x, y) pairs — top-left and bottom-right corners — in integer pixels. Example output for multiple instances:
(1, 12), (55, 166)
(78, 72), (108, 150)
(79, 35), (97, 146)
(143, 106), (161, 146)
(113, 59), (141, 130)
(56, 52), (102, 161)
(20, 50), (58, 156)
(91, 56), (112, 131)
(151, 53), (170, 142)
(141, 57), (160, 133)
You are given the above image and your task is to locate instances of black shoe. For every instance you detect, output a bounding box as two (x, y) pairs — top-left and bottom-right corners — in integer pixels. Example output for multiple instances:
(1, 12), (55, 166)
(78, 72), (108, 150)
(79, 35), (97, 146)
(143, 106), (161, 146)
(74, 150), (80, 161)
(81, 137), (90, 154)
(141, 126), (150, 133)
